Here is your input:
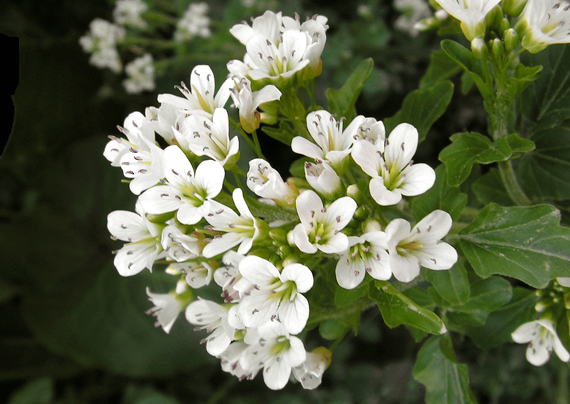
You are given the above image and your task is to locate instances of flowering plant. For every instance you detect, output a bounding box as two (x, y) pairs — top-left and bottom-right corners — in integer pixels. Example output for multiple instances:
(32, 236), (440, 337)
(101, 0), (570, 400)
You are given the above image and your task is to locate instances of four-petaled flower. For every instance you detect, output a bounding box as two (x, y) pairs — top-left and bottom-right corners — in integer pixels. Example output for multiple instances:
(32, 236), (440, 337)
(237, 255), (314, 335)
(352, 123), (435, 206)
(139, 145), (225, 225)
(512, 319), (570, 366)
(385, 210), (458, 282)
(293, 190), (357, 254)
(292, 110), (365, 174)
(434, 0), (501, 40)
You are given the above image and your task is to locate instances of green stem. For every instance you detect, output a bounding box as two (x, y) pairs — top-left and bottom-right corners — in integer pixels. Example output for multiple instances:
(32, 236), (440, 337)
(251, 129), (266, 160)
(498, 160), (532, 206)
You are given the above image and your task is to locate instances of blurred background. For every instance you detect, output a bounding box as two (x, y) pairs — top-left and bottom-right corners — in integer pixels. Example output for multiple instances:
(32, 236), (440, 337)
(3, 0), (563, 403)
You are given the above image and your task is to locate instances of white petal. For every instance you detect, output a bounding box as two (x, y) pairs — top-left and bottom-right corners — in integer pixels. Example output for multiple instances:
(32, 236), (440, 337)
(369, 177), (402, 206)
(399, 163), (436, 197)
(389, 252), (420, 283)
(239, 255), (280, 286)
(416, 242), (458, 270)
(280, 264), (314, 293)
(107, 210), (147, 241)
(324, 196), (357, 229)
(384, 123), (418, 171)
(512, 321), (539, 344)
(291, 136), (325, 160)
(138, 185), (182, 214)
(194, 159), (225, 198)
(279, 295), (310, 335)
(293, 224), (318, 254)
(336, 256), (366, 290)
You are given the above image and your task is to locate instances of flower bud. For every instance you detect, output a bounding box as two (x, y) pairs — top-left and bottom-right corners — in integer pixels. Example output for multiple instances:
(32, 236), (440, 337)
(499, 18), (511, 34)
(491, 38), (505, 60)
(504, 28), (520, 53)
(485, 5), (503, 30)
(270, 228), (289, 245)
(346, 184), (366, 205)
(471, 38), (488, 59)
(502, 0), (528, 17)
(364, 219), (382, 233)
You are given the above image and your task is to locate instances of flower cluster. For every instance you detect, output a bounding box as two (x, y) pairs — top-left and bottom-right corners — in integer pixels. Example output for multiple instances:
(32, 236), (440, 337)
(425, 0), (570, 52)
(79, 0), (214, 94)
(105, 10), (458, 390)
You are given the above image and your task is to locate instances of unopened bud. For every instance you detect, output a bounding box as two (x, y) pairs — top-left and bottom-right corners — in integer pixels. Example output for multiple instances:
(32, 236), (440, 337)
(364, 219), (382, 233)
(346, 184), (365, 204)
(499, 18), (511, 34)
(504, 28), (520, 53)
(270, 228), (289, 245)
(485, 5), (504, 30)
(492, 38), (505, 60)
(471, 38), (488, 59)
(502, 0), (528, 17)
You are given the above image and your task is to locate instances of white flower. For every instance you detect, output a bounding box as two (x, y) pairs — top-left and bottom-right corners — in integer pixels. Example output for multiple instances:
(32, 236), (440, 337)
(107, 201), (165, 276)
(138, 145), (225, 225)
(186, 298), (236, 356)
(213, 251), (250, 303)
(352, 117), (386, 149)
(304, 159), (343, 200)
(169, 260), (214, 289)
(113, 0), (147, 28)
(202, 188), (267, 258)
(145, 103), (180, 144)
(336, 230), (391, 289)
(292, 190), (357, 254)
(229, 75), (282, 133)
(228, 11), (328, 85)
(103, 111), (164, 195)
(434, 0), (501, 40)
(220, 340), (261, 381)
(517, 0), (570, 53)
(160, 223), (202, 262)
(146, 287), (190, 333)
(174, 2), (212, 41)
(246, 158), (298, 207)
(292, 347), (332, 390)
(512, 319), (570, 366)
(236, 255), (313, 334)
(173, 107), (240, 169)
(240, 322), (307, 390)
(385, 210), (458, 282)
(123, 54), (155, 94)
(292, 110), (365, 174)
(351, 123), (435, 206)
(157, 65), (232, 118)
(79, 18), (125, 72)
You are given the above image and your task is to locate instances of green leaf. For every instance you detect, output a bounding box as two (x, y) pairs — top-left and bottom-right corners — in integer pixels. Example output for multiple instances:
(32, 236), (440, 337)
(518, 123), (570, 201)
(439, 132), (512, 187)
(462, 288), (537, 350)
(335, 276), (372, 308)
(507, 64), (543, 100)
(451, 276), (512, 313)
(384, 80), (454, 143)
(326, 58), (374, 122)
(458, 203), (570, 288)
(472, 168), (516, 206)
(506, 133), (536, 155)
(441, 39), (489, 98)
(425, 260), (470, 306)
(412, 165), (468, 222)
(413, 335), (478, 404)
(521, 44), (570, 131)
(419, 49), (462, 89)
(369, 282), (446, 335)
